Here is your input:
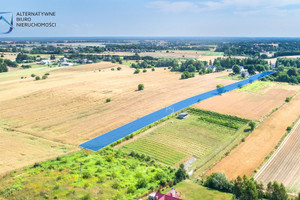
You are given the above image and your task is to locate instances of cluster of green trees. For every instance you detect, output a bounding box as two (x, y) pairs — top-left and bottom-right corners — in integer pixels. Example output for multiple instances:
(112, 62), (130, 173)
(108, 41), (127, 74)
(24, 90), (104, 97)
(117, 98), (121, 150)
(0, 58), (19, 73)
(172, 59), (207, 73)
(262, 58), (300, 84)
(30, 46), (65, 54)
(204, 173), (290, 200)
(4, 59), (18, 67)
(214, 57), (268, 69)
(273, 51), (300, 57)
(77, 46), (105, 53)
(265, 69), (300, 84)
(123, 53), (157, 61)
(16, 53), (36, 63)
(131, 59), (178, 69)
(215, 40), (300, 57)
(66, 54), (122, 64)
(105, 44), (165, 52)
(276, 58), (300, 68)
(181, 71), (195, 79)
(0, 59), (8, 73)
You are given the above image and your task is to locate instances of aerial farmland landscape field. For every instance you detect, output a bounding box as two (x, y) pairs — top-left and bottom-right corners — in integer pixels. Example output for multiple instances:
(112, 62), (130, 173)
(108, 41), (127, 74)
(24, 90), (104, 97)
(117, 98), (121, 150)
(1, 0), (300, 200)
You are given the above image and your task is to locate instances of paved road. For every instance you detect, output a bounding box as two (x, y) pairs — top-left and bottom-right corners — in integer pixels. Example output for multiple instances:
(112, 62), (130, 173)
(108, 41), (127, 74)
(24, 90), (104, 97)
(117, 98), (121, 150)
(79, 71), (274, 151)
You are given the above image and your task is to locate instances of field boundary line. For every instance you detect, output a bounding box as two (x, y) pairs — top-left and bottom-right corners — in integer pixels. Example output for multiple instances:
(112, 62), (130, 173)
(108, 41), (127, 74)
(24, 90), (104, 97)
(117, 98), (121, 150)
(254, 118), (300, 180)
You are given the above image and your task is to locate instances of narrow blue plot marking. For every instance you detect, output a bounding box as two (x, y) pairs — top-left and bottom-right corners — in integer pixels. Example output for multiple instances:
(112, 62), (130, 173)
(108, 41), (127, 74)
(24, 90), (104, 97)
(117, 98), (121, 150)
(79, 71), (274, 151)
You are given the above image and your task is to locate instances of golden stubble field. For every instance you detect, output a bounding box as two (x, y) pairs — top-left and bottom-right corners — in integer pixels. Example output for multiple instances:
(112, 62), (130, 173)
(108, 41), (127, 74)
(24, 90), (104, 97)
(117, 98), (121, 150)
(0, 62), (234, 147)
(0, 128), (77, 175)
(194, 83), (299, 120)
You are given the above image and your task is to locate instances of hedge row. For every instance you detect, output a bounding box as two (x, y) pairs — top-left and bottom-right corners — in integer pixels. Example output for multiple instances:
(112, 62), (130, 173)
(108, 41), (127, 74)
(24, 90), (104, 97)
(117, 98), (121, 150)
(188, 108), (249, 129)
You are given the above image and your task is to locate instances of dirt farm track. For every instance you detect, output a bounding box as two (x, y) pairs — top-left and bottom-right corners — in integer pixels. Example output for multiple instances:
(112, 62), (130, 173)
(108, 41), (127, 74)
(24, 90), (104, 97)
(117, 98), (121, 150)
(255, 119), (300, 193)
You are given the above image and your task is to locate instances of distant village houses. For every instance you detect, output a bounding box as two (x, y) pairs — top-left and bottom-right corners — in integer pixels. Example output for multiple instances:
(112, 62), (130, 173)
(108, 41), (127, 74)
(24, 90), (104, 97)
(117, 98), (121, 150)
(40, 60), (51, 65)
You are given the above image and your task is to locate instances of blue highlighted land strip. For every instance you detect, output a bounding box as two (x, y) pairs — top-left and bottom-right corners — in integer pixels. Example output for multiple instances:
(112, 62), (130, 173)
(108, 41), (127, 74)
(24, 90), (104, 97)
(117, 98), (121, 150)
(79, 71), (274, 151)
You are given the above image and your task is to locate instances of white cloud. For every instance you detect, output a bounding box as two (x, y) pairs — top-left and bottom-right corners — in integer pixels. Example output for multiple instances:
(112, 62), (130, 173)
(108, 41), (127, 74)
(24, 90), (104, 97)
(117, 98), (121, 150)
(148, 0), (300, 16)
(147, 1), (201, 13)
(200, 0), (300, 11)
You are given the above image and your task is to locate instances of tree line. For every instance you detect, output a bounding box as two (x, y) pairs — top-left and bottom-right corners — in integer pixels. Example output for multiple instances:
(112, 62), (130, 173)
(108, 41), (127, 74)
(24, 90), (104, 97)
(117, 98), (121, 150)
(263, 58), (300, 84)
(204, 173), (293, 200)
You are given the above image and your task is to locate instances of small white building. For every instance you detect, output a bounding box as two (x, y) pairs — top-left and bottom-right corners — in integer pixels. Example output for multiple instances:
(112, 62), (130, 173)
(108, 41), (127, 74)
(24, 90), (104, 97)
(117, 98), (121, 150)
(40, 60), (51, 65)
(206, 65), (216, 72)
(60, 57), (68, 62)
(61, 62), (74, 66)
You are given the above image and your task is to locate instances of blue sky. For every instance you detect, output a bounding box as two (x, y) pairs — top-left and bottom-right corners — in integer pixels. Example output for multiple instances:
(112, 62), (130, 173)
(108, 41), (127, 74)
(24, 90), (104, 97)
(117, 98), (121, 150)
(1, 0), (300, 37)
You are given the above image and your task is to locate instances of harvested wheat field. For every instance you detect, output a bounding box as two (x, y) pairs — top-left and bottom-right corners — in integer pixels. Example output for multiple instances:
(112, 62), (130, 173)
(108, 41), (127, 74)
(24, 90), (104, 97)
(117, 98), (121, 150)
(1, 53), (17, 60)
(194, 82), (300, 120)
(255, 119), (300, 193)
(0, 127), (77, 174)
(207, 92), (300, 180)
(0, 62), (234, 145)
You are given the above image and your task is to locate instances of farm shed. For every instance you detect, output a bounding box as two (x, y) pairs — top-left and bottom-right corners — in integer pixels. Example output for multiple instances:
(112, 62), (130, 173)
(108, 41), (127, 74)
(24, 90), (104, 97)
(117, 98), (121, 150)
(178, 113), (188, 119)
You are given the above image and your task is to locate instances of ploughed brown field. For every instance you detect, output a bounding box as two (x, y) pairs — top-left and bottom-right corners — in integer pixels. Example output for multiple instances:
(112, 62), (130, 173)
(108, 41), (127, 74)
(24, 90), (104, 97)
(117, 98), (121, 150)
(0, 62), (234, 146)
(255, 119), (300, 193)
(207, 91), (300, 181)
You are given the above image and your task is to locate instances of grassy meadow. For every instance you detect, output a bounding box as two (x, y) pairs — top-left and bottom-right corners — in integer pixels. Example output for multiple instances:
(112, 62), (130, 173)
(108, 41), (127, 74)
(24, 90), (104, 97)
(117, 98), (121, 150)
(163, 180), (233, 200)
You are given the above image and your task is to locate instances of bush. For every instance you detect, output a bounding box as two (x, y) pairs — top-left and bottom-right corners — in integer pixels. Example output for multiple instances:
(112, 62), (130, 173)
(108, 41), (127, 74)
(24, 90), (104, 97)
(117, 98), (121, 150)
(35, 76), (40, 80)
(33, 163), (40, 168)
(81, 193), (91, 200)
(106, 98), (111, 103)
(205, 173), (233, 193)
(111, 68), (115, 71)
(42, 75), (48, 80)
(127, 185), (136, 194)
(117, 67), (122, 71)
(136, 178), (147, 189)
(134, 69), (140, 74)
(285, 96), (292, 102)
(138, 84), (144, 91)
(143, 69), (147, 73)
(249, 121), (256, 131)
(44, 72), (50, 76)
(216, 84), (224, 88)
(53, 184), (60, 190)
(82, 171), (91, 179)
(175, 164), (188, 183)
(31, 74), (35, 77)
(152, 67), (155, 71)
(181, 71), (195, 79)
(287, 126), (292, 131)
(21, 65), (31, 69)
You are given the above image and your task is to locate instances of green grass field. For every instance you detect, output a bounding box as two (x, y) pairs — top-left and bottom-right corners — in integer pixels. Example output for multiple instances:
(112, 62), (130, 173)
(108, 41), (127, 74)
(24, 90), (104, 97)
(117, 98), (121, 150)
(218, 74), (244, 81)
(162, 181), (232, 200)
(121, 109), (250, 169)
(237, 81), (271, 93)
(201, 51), (224, 56)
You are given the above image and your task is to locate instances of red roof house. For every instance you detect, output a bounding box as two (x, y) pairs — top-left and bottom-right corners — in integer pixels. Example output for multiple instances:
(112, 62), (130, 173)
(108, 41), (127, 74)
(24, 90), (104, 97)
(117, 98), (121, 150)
(149, 189), (182, 200)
